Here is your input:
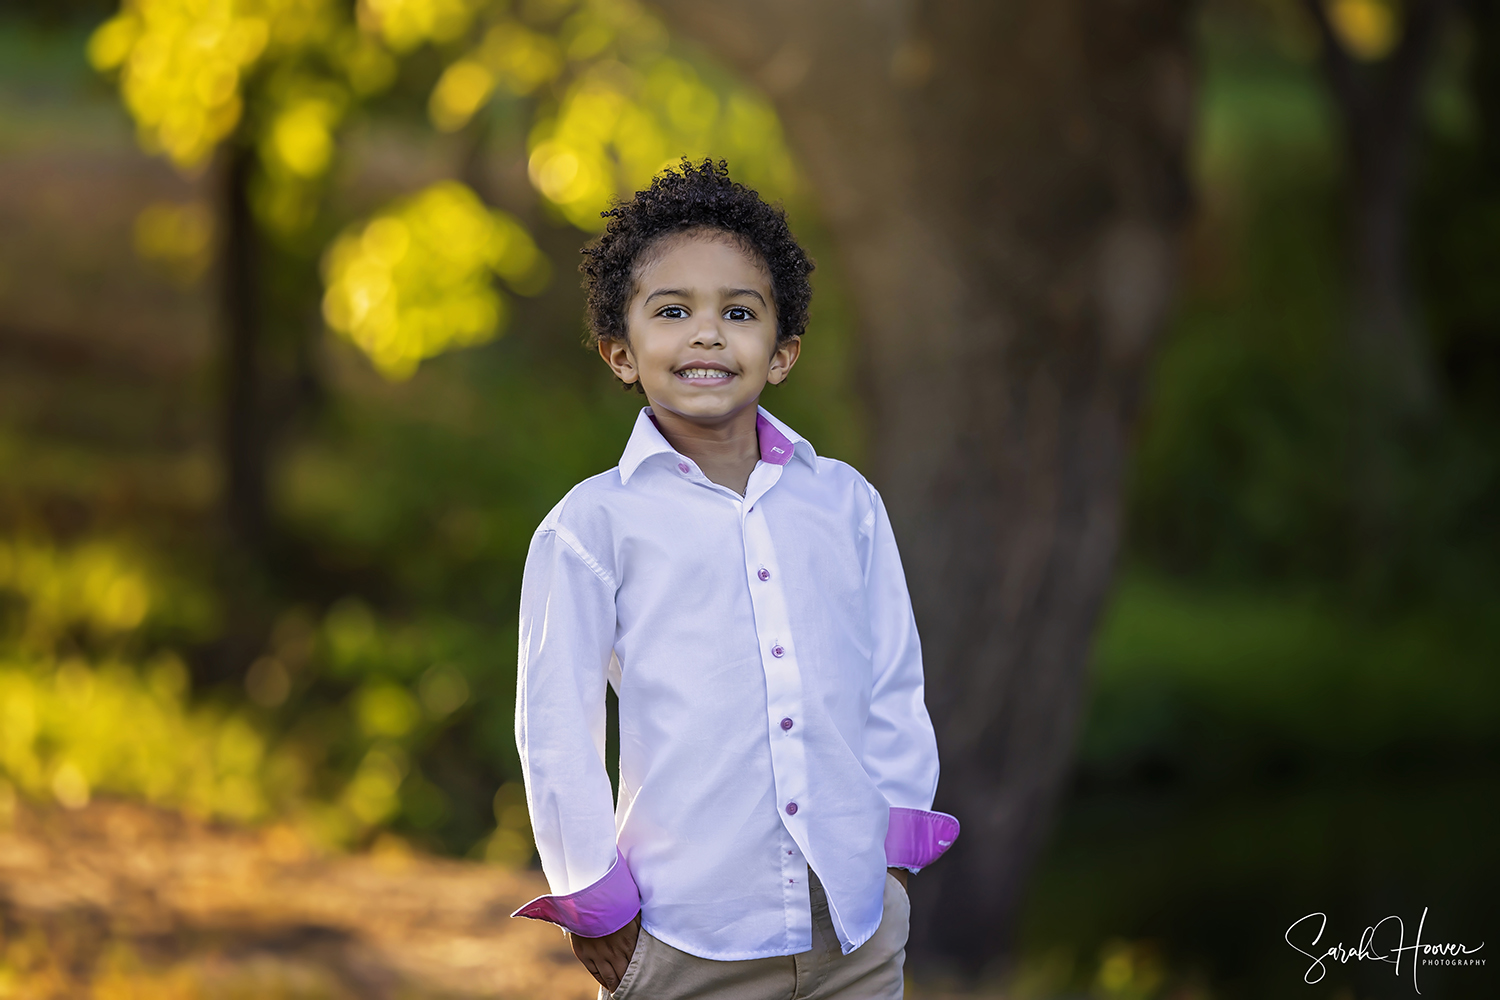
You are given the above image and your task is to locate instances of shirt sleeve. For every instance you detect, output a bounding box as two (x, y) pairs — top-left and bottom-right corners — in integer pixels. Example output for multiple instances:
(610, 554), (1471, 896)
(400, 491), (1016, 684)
(510, 524), (641, 937)
(861, 485), (961, 872)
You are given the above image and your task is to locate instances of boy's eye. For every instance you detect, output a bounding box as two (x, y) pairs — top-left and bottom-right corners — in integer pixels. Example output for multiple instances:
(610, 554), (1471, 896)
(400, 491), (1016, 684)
(725, 306), (754, 321)
(656, 305), (687, 319)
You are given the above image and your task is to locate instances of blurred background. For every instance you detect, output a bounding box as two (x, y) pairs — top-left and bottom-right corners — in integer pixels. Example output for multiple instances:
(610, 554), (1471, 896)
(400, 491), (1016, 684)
(0, 0), (1495, 998)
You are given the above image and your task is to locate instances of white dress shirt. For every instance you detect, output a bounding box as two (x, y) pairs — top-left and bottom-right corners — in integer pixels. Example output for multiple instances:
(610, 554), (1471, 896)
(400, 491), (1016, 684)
(512, 405), (958, 960)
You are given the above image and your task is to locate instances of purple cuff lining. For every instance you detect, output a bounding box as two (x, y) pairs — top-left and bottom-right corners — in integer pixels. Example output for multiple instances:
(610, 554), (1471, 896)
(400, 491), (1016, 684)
(885, 807), (960, 871)
(511, 848), (641, 938)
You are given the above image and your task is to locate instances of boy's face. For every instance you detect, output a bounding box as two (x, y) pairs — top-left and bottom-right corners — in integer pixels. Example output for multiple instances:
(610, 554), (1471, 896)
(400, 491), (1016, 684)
(600, 229), (799, 425)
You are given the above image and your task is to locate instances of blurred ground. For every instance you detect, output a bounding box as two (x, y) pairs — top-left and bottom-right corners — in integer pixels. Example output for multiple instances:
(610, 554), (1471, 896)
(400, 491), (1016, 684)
(0, 798), (598, 999)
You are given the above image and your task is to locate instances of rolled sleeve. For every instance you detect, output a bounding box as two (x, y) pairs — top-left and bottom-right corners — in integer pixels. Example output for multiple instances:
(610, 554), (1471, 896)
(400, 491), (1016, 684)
(511, 846), (640, 937)
(512, 525), (641, 936)
(861, 486), (959, 871)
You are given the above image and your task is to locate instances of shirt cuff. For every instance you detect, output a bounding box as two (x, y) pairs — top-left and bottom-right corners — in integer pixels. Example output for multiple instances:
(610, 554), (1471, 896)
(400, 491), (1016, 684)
(510, 847), (641, 938)
(885, 806), (960, 872)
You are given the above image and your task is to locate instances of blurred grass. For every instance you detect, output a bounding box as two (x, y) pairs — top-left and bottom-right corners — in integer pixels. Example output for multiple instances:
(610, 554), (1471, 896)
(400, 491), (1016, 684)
(1006, 571), (1499, 1000)
(1084, 571), (1500, 777)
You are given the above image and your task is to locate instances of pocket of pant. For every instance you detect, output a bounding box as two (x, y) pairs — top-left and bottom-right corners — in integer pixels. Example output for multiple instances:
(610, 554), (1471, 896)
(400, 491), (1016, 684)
(608, 928), (649, 1000)
(885, 871), (911, 940)
(885, 871), (910, 908)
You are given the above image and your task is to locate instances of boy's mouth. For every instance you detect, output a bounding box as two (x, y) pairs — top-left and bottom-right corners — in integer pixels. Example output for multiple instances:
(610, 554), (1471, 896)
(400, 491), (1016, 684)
(674, 364), (736, 382)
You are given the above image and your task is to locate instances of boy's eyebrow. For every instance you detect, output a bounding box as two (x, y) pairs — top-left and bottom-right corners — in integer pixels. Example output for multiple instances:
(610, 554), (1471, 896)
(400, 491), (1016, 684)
(643, 287), (768, 306)
(723, 287), (767, 305)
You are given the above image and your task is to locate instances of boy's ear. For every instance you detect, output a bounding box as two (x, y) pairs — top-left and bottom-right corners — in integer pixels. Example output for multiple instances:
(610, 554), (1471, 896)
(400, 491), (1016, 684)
(768, 336), (801, 385)
(598, 337), (639, 387)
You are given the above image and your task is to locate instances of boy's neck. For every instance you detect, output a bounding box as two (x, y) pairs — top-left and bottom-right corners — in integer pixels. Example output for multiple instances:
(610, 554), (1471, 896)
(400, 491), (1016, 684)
(648, 399), (762, 496)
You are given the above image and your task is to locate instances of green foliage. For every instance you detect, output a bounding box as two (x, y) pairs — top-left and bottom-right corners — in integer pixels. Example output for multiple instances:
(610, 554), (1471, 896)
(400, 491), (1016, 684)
(1081, 571), (1500, 781)
(1018, 570), (1500, 1000)
(1128, 4), (1500, 603)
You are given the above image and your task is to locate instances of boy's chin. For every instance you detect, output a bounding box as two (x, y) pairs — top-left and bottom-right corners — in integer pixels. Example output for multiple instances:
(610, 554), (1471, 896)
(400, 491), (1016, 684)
(648, 389), (764, 423)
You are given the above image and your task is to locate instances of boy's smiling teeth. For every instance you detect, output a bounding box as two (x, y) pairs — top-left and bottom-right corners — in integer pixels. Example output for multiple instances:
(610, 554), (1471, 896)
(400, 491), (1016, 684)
(678, 368), (733, 379)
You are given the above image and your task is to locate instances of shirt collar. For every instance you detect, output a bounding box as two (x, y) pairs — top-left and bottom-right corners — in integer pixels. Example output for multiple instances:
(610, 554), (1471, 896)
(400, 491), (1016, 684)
(618, 405), (818, 485)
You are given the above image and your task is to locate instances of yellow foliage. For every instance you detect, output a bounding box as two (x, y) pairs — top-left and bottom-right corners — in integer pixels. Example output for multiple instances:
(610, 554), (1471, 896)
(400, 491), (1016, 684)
(0, 537), (222, 655)
(415, 0), (793, 222)
(483, 781), (535, 867)
(354, 680), (420, 737)
(266, 95), (343, 178)
(427, 22), (564, 132)
(0, 655), (274, 823)
(480, 21), (565, 95)
(1094, 939), (1166, 1000)
(0, 649), (424, 850)
(342, 744), (406, 825)
(359, 0), (483, 52)
(250, 71), (358, 235)
(133, 199), (214, 284)
(87, 0), (345, 170)
(1328, 0), (1398, 61)
(430, 59), (497, 132)
(0, 539), (508, 856)
(0, 538), (154, 646)
(336, 32), (399, 96)
(417, 662), (469, 716)
(527, 54), (797, 230)
(321, 181), (548, 380)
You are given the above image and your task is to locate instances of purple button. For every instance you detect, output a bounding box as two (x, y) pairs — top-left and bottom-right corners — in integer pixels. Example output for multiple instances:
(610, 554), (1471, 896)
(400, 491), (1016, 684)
(677, 462), (690, 474)
(780, 717), (793, 731)
(785, 802), (798, 815)
(757, 567), (770, 582)
(771, 644), (784, 658)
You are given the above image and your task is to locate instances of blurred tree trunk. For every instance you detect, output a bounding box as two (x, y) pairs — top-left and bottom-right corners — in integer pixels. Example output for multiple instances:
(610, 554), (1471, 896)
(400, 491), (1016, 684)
(651, 0), (1194, 977)
(204, 138), (275, 690)
(222, 139), (268, 557)
(1302, 0), (1452, 570)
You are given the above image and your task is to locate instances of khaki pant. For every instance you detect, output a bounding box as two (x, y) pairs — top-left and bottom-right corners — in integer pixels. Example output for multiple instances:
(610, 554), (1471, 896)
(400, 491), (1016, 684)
(601, 870), (908, 1000)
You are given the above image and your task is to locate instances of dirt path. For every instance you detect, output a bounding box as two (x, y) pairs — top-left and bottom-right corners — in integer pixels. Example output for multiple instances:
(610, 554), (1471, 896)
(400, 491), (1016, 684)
(0, 799), (599, 999)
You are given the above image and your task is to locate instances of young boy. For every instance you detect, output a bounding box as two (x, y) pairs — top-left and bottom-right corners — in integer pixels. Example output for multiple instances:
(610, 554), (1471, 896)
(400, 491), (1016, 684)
(511, 160), (958, 1000)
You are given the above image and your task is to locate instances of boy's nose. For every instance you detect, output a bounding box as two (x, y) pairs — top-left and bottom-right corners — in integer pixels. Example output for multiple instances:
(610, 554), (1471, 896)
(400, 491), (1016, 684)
(689, 323), (724, 347)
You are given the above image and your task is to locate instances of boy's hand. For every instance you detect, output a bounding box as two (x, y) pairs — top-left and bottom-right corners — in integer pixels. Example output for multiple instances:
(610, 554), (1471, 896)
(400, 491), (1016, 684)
(887, 867), (909, 890)
(570, 913), (641, 994)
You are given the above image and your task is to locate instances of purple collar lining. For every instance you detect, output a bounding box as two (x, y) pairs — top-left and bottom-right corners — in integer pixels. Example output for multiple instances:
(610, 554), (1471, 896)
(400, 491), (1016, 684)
(756, 412), (794, 466)
(644, 411), (797, 468)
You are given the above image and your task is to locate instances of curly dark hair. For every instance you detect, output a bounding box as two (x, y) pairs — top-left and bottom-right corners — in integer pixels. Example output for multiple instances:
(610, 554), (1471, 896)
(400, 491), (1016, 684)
(579, 159), (814, 356)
